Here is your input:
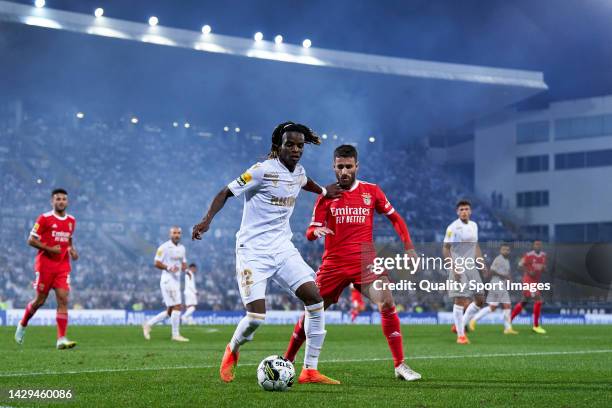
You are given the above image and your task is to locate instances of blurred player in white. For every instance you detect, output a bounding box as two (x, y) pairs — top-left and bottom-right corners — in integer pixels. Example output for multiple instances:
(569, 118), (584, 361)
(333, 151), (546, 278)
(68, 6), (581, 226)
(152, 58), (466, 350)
(142, 226), (189, 342)
(469, 243), (518, 334)
(192, 121), (341, 384)
(443, 200), (488, 344)
(182, 263), (198, 325)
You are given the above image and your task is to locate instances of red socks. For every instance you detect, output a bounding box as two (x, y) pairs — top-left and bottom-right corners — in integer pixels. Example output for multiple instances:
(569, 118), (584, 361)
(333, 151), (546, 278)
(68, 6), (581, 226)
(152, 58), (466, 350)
(284, 315), (306, 362)
(510, 302), (523, 321)
(20, 302), (36, 327)
(286, 307), (406, 368)
(57, 312), (68, 339)
(533, 301), (542, 327)
(381, 306), (404, 368)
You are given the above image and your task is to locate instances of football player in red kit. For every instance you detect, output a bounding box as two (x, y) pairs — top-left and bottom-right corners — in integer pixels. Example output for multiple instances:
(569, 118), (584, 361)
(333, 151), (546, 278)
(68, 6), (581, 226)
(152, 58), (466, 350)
(350, 285), (366, 322)
(15, 188), (79, 349)
(284, 145), (421, 382)
(511, 240), (548, 334)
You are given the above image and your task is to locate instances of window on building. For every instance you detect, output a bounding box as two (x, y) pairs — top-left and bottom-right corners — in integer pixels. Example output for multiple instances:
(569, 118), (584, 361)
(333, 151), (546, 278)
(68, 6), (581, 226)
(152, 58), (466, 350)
(516, 121), (550, 144)
(555, 149), (612, 170)
(555, 114), (612, 141)
(555, 222), (612, 243)
(516, 190), (549, 208)
(517, 155), (549, 173)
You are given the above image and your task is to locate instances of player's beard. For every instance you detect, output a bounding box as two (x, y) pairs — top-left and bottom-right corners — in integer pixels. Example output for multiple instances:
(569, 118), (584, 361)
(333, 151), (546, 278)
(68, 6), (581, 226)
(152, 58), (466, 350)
(338, 174), (355, 189)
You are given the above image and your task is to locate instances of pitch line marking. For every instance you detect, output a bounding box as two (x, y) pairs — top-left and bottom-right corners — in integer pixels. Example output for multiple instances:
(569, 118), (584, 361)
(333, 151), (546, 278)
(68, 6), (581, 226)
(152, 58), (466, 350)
(1, 349), (611, 378)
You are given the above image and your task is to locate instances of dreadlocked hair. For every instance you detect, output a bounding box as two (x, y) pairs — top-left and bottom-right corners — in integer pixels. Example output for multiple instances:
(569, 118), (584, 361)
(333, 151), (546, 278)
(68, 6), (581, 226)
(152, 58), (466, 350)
(268, 121), (321, 159)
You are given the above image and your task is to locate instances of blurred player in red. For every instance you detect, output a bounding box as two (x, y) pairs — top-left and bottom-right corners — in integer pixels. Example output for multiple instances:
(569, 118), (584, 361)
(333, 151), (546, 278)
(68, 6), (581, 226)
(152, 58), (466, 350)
(511, 240), (547, 334)
(15, 188), (79, 349)
(284, 145), (421, 381)
(350, 284), (365, 322)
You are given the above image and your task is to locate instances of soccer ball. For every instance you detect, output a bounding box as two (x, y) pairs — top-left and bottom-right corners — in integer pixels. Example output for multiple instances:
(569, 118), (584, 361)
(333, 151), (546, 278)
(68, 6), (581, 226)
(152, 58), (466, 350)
(256, 355), (295, 391)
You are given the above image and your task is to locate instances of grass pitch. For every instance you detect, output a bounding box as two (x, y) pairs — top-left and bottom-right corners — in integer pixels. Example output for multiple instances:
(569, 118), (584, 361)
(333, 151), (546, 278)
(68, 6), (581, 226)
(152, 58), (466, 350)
(1, 324), (611, 407)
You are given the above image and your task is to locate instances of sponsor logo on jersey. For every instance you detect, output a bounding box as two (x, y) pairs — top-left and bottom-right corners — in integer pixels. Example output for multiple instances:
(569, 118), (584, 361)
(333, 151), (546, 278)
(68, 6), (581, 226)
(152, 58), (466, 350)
(69, 223), (73, 231)
(362, 193), (372, 206)
(447, 229), (453, 238)
(271, 196), (296, 207)
(237, 172), (252, 187)
(156, 249), (163, 257)
(52, 223), (58, 228)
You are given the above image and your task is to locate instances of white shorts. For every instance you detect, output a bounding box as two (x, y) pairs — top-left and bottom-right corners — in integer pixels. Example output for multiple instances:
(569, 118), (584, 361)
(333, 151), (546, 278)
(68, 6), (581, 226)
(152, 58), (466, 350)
(161, 278), (181, 307)
(184, 290), (198, 306)
(486, 289), (511, 305)
(235, 246), (315, 306)
(448, 268), (484, 298)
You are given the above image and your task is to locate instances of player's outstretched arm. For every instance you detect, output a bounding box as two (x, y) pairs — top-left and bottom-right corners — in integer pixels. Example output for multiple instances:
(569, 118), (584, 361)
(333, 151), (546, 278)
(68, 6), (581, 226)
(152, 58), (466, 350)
(302, 177), (342, 198)
(192, 187), (234, 240)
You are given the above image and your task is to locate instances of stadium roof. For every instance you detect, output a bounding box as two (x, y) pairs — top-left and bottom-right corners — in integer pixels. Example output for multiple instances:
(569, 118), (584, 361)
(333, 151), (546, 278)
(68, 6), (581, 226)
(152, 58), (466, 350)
(0, 0), (548, 137)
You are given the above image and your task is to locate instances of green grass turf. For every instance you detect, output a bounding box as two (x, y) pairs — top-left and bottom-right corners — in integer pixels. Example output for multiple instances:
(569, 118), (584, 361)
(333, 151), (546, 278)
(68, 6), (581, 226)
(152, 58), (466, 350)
(1, 324), (611, 407)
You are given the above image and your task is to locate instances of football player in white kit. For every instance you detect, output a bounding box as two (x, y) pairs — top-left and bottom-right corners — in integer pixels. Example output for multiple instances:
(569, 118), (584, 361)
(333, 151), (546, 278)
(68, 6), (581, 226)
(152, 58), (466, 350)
(469, 243), (518, 334)
(182, 263), (198, 325)
(443, 200), (488, 344)
(192, 121), (342, 384)
(142, 226), (189, 342)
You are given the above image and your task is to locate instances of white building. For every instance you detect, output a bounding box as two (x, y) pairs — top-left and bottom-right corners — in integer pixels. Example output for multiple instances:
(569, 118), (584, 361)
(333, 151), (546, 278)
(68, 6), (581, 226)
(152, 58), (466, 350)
(474, 95), (612, 242)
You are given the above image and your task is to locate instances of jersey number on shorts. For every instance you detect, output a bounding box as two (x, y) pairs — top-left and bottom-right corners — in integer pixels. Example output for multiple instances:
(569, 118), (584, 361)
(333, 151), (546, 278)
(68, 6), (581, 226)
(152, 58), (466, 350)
(241, 269), (253, 297)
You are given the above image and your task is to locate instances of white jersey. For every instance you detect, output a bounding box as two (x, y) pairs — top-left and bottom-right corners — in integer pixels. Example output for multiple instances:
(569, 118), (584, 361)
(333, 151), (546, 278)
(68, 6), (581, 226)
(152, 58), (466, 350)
(184, 271), (197, 294)
(490, 254), (511, 284)
(154, 240), (187, 283)
(227, 159), (308, 254)
(443, 218), (479, 260)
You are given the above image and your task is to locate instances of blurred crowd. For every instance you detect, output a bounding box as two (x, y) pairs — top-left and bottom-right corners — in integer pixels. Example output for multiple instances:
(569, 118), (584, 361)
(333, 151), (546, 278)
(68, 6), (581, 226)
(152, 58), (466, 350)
(1, 115), (519, 312)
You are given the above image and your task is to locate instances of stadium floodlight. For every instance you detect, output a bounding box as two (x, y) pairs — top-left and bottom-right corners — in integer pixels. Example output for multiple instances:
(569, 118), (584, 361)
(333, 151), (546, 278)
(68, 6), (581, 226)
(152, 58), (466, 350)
(223, 126), (229, 132)
(36, 178), (43, 184)
(130, 117), (139, 124)
(235, 127), (240, 133)
(172, 121), (179, 128)
(302, 38), (312, 48)
(94, 8), (104, 18)
(148, 16), (158, 27)
(184, 122), (190, 129)
(332, 134), (338, 140)
(274, 35), (283, 45)
(34, 0), (45, 8)
(369, 136), (376, 143)
(321, 133), (328, 139)
(201, 24), (211, 35)
(254, 32), (263, 42)
(76, 112), (85, 119)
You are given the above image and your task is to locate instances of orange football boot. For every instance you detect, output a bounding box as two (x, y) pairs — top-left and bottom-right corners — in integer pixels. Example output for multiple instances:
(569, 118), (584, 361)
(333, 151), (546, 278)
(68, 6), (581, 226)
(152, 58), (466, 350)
(298, 368), (341, 384)
(219, 344), (239, 382)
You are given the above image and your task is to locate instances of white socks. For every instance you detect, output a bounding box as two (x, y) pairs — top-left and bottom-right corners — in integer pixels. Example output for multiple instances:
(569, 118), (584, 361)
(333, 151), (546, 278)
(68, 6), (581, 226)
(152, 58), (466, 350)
(304, 301), (326, 369)
(229, 312), (265, 352)
(170, 310), (181, 337)
(453, 304), (465, 337)
(473, 305), (492, 322)
(147, 310), (169, 326)
(463, 302), (481, 325)
(503, 308), (512, 329)
(183, 306), (196, 319)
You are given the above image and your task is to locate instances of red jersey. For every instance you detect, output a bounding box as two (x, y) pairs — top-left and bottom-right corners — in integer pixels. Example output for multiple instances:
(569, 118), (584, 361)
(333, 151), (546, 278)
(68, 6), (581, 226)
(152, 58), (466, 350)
(520, 250), (547, 284)
(309, 180), (396, 265)
(30, 211), (76, 273)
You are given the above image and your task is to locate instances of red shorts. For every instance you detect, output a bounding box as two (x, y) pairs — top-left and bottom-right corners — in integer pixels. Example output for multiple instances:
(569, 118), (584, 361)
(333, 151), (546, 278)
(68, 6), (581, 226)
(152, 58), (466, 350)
(522, 289), (541, 299)
(351, 289), (365, 309)
(33, 270), (71, 294)
(316, 260), (384, 304)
